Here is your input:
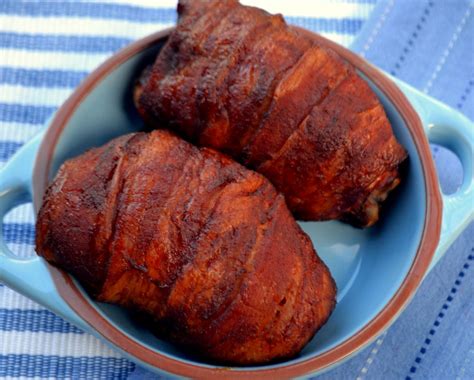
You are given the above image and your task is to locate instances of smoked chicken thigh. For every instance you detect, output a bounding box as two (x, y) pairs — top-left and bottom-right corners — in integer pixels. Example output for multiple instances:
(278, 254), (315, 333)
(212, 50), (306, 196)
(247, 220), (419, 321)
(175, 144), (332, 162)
(35, 130), (336, 365)
(136, 0), (407, 227)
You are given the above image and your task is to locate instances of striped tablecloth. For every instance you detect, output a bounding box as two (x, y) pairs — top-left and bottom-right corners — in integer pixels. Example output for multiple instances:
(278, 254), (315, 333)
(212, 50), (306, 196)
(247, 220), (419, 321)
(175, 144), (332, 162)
(0, 1), (472, 379)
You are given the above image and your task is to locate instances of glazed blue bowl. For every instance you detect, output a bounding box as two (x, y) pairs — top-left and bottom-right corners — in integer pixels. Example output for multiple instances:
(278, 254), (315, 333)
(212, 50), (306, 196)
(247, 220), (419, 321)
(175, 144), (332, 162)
(0, 28), (472, 379)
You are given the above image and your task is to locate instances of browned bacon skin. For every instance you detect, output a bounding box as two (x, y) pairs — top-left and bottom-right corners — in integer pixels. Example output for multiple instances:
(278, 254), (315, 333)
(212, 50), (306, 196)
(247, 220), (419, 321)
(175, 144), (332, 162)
(136, 0), (407, 227)
(35, 130), (336, 365)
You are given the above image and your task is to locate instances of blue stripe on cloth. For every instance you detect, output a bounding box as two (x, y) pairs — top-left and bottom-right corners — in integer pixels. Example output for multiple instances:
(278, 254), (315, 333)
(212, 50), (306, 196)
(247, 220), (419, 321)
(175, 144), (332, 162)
(0, 309), (83, 334)
(0, 141), (23, 161)
(0, 103), (55, 124)
(0, 67), (88, 88)
(0, 1), (176, 23)
(0, 355), (135, 378)
(0, 24), (364, 55)
(0, 2), (363, 35)
(285, 17), (364, 34)
(0, 32), (132, 53)
(2, 223), (35, 245)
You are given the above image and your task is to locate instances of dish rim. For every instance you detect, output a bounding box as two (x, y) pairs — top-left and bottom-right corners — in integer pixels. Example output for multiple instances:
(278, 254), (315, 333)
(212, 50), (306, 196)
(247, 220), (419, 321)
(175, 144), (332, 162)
(32, 27), (443, 379)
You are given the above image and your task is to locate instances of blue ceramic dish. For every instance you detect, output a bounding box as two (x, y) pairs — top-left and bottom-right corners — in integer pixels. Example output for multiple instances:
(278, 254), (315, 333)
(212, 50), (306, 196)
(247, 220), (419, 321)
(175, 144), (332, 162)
(0, 29), (472, 378)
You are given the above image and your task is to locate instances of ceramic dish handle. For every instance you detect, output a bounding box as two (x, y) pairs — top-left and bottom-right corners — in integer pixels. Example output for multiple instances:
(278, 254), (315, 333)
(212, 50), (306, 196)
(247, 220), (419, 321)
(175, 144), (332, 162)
(395, 79), (474, 271)
(0, 133), (88, 330)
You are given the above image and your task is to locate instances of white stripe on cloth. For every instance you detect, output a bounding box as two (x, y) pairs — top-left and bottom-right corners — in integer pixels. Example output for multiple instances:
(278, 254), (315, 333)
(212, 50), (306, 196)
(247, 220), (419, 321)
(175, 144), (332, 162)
(0, 49), (111, 71)
(0, 331), (123, 357)
(0, 288), (43, 311)
(76, 0), (178, 8)
(78, 0), (375, 19)
(0, 85), (73, 107)
(0, 16), (173, 40)
(3, 202), (35, 224)
(0, 123), (42, 143)
(319, 32), (356, 46)
(2, 243), (35, 260)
